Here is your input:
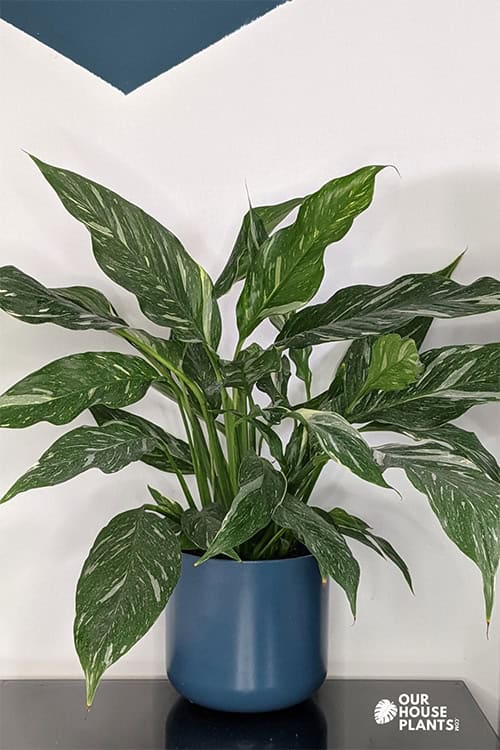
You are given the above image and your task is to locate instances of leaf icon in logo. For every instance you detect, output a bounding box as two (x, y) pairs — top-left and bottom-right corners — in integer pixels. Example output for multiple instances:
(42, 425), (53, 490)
(374, 698), (398, 724)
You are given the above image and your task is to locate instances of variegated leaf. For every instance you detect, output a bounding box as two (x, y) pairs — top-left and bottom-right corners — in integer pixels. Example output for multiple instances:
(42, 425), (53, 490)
(0, 266), (125, 330)
(237, 166), (384, 338)
(91, 405), (194, 474)
(316, 507), (413, 591)
(375, 442), (500, 621)
(196, 453), (287, 563)
(181, 505), (239, 560)
(290, 346), (313, 394)
(181, 504), (226, 549)
(31, 156), (221, 348)
(272, 493), (360, 616)
(271, 313), (313, 396)
(1, 422), (159, 503)
(223, 344), (282, 388)
(277, 273), (500, 348)
(299, 256), (465, 413)
(364, 422), (500, 483)
(391, 252), (465, 349)
(180, 342), (222, 409)
(75, 507), (181, 705)
(313, 335), (423, 417)
(295, 409), (393, 490)
(348, 343), (500, 428)
(359, 334), (423, 393)
(0, 352), (158, 428)
(148, 487), (184, 522)
(214, 196), (303, 298)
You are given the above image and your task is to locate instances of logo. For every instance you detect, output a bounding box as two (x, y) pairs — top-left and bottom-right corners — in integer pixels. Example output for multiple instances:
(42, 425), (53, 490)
(374, 699), (398, 724)
(373, 693), (460, 733)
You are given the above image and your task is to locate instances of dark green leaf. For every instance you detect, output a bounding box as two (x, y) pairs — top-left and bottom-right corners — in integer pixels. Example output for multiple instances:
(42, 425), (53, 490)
(290, 346), (313, 393)
(364, 422), (500, 484)
(275, 355), (291, 399)
(375, 442), (500, 621)
(31, 156), (221, 348)
(1, 422), (158, 503)
(256, 373), (290, 409)
(348, 343), (500, 428)
(273, 494), (360, 616)
(214, 197), (303, 298)
(181, 504), (226, 549)
(91, 405), (193, 474)
(148, 486), (184, 521)
(320, 507), (413, 591)
(196, 453), (287, 563)
(294, 409), (393, 490)
(278, 273), (500, 349)
(75, 507), (181, 705)
(319, 335), (423, 417)
(237, 166), (385, 338)
(223, 344), (282, 388)
(391, 252), (465, 349)
(271, 314), (313, 396)
(0, 266), (125, 330)
(248, 418), (284, 465)
(180, 343), (221, 409)
(0, 352), (158, 428)
(300, 255), (464, 413)
(181, 505), (239, 560)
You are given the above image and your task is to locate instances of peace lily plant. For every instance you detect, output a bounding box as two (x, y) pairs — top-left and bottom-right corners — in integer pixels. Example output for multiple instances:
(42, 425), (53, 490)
(1, 158), (499, 706)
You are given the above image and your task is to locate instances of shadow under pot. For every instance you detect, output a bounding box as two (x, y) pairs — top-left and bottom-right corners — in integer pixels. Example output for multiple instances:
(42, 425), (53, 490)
(165, 551), (329, 713)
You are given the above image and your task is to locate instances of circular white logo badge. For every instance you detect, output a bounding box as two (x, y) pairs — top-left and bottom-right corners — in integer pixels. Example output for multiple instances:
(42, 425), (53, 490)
(374, 698), (398, 724)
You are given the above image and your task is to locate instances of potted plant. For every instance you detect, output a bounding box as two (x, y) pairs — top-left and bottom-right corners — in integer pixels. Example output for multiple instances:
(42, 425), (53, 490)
(1, 158), (499, 712)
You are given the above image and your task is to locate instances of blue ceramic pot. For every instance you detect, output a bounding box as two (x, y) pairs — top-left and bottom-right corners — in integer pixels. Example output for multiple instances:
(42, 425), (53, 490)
(165, 551), (329, 713)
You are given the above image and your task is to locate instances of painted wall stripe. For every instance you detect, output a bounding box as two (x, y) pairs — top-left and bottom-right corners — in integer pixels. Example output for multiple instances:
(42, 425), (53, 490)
(1, 0), (287, 93)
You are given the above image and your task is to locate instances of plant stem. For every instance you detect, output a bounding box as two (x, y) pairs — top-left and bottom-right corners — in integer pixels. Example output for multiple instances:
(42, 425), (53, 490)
(254, 528), (288, 559)
(161, 446), (197, 510)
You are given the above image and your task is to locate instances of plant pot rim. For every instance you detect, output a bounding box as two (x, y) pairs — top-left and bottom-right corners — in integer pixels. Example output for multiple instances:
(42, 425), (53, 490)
(181, 550), (315, 566)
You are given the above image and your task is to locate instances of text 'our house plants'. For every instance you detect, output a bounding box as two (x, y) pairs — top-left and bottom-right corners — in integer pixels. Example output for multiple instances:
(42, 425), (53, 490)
(1, 158), (499, 707)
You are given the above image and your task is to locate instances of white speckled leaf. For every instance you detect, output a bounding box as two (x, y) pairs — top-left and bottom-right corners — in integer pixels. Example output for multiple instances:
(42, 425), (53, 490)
(197, 453), (287, 563)
(365, 422), (500, 484)
(181, 505), (239, 560)
(223, 343), (282, 388)
(278, 273), (500, 348)
(237, 166), (384, 338)
(296, 409), (393, 490)
(90, 405), (193, 474)
(181, 505), (226, 549)
(0, 266), (125, 330)
(348, 343), (500, 427)
(0, 352), (158, 428)
(375, 442), (500, 621)
(272, 494), (360, 616)
(75, 507), (181, 706)
(317, 507), (413, 591)
(214, 196), (304, 298)
(1, 422), (159, 503)
(31, 156), (221, 348)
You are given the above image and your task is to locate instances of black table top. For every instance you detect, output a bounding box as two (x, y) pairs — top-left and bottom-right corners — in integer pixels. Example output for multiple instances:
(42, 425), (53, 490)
(0, 679), (498, 750)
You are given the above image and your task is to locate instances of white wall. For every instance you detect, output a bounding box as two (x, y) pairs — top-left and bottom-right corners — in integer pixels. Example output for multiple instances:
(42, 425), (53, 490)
(1, 0), (499, 729)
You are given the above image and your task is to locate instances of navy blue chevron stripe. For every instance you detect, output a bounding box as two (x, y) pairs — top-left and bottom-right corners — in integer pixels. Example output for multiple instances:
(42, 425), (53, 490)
(1, 0), (286, 93)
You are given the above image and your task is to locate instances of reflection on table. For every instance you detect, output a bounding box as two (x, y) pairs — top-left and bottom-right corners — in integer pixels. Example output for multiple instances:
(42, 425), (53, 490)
(165, 696), (328, 750)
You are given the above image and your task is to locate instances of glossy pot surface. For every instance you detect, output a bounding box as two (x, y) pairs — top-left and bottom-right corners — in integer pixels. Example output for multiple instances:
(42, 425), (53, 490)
(165, 552), (329, 712)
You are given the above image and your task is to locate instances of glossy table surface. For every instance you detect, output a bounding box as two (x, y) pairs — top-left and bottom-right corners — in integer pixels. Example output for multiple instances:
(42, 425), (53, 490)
(0, 679), (498, 750)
